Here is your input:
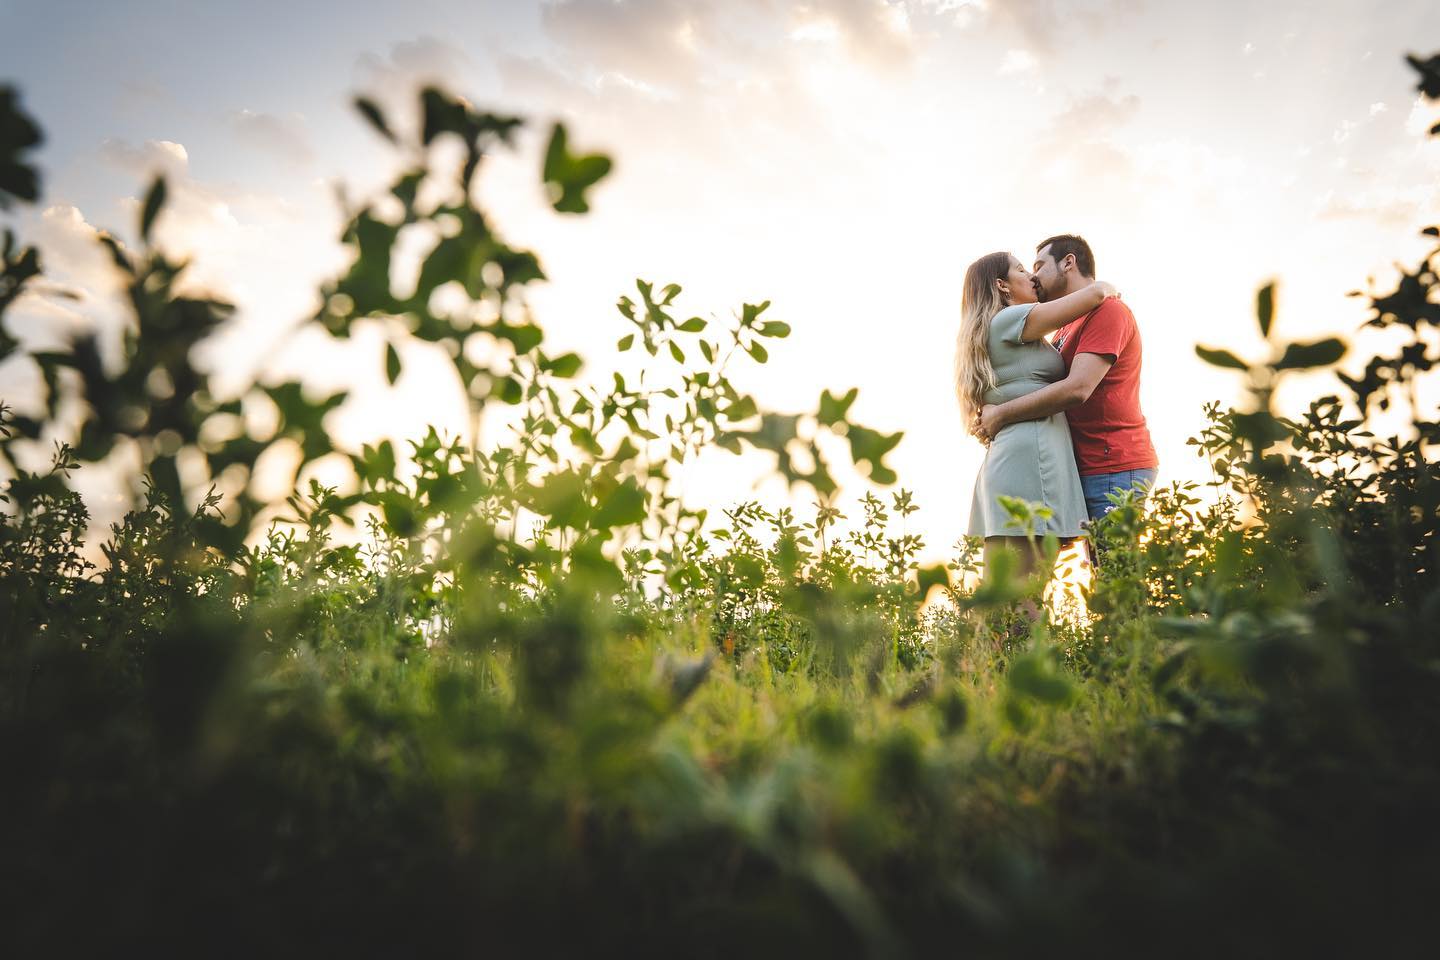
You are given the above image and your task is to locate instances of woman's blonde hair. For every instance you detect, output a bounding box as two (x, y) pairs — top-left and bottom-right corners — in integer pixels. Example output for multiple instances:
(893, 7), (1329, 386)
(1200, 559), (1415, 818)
(954, 251), (1014, 424)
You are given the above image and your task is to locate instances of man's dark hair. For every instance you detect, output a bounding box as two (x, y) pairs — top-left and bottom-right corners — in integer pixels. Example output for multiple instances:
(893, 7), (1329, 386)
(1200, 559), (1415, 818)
(1037, 234), (1095, 279)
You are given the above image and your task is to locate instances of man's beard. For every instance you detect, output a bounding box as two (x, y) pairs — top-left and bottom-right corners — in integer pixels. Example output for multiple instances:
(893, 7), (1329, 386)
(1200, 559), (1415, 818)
(1032, 280), (1049, 303)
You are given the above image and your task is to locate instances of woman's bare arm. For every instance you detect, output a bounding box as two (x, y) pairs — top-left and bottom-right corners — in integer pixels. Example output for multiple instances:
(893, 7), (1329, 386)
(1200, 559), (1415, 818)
(1019, 282), (1118, 342)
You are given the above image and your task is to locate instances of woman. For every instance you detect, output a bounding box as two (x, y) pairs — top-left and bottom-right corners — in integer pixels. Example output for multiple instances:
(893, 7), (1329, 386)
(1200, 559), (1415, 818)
(955, 251), (1118, 592)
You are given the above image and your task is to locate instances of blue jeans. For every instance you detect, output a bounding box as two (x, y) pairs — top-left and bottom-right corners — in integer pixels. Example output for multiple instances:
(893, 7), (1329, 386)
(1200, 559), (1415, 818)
(1081, 467), (1158, 524)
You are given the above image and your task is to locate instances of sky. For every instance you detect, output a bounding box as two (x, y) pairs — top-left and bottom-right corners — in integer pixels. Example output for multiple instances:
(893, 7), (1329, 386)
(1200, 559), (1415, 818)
(2, 0), (1439, 563)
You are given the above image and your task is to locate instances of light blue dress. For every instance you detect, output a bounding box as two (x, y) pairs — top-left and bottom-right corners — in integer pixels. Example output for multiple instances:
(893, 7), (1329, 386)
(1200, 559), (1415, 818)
(967, 303), (1088, 538)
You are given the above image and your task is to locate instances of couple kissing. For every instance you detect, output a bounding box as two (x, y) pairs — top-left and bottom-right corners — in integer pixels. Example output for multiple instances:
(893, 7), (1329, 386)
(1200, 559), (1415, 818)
(956, 234), (1157, 588)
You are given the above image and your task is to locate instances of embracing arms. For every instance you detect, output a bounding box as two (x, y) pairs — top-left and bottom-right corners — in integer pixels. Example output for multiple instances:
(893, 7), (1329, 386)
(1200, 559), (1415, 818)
(975, 352), (1114, 441)
(1018, 282), (1119, 343)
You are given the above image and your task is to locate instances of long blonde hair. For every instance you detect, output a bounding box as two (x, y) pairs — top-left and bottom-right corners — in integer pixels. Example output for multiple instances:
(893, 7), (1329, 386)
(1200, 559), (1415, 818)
(954, 251), (1013, 424)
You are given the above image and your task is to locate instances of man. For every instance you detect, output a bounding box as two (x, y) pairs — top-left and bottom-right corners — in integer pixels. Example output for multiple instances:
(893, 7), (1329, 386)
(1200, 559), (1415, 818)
(974, 234), (1157, 524)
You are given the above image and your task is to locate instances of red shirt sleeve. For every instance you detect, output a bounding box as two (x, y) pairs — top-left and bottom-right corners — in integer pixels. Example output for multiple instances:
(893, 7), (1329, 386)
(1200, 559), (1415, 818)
(1072, 299), (1133, 360)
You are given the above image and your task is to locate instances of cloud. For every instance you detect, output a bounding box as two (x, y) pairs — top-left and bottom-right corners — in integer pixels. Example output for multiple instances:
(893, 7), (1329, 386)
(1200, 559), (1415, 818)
(98, 138), (190, 178)
(228, 109), (315, 166)
(32, 203), (125, 296)
(1315, 182), (1440, 229)
(354, 35), (474, 93)
(1003, 84), (1255, 224)
(1026, 84), (1143, 189)
(0, 204), (137, 378)
(999, 48), (1037, 74)
(495, 52), (600, 106)
(537, 0), (742, 93)
(536, 0), (928, 96)
(1405, 95), (1440, 137)
(788, 0), (918, 69)
(978, 0), (1143, 55)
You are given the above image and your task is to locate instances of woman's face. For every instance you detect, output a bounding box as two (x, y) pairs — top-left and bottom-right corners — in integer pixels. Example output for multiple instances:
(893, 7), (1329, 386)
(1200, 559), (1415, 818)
(998, 256), (1038, 305)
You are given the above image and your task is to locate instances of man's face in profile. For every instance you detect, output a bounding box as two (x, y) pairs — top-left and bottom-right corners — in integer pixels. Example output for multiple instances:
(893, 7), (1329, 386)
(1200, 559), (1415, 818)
(1031, 245), (1065, 302)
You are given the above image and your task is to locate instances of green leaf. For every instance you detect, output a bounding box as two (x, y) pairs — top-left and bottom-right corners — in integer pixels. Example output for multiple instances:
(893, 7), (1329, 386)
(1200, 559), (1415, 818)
(699, 340), (714, 362)
(740, 300), (771, 327)
(1274, 337), (1346, 371)
(542, 122), (613, 214)
(354, 96), (397, 144)
(493, 247), (546, 288)
(496, 376), (523, 404)
(722, 395), (758, 422)
(730, 554), (765, 588)
(570, 426), (603, 456)
(1256, 282), (1275, 339)
(420, 87), (467, 146)
(678, 316), (706, 332)
(336, 211), (399, 315)
(0, 86), (43, 209)
(817, 387), (858, 427)
(915, 563), (950, 600)
(412, 235), (466, 306)
(352, 439), (398, 487)
(488, 321), (543, 355)
(847, 424), (903, 466)
(758, 320), (791, 338)
(669, 341), (685, 363)
(547, 352), (583, 378)
(385, 341), (401, 385)
(593, 479), (646, 529)
(746, 341), (768, 363)
(377, 491), (420, 537)
(1007, 651), (1075, 705)
(1195, 345), (1248, 370)
(617, 333), (634, 351)
(140, 176), (166, 243)
(532, 468), (590, 528)
(390, 169), (425, 212)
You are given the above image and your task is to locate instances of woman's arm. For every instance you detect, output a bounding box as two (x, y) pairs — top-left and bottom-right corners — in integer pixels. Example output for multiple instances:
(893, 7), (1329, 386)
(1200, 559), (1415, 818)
(976, 352), (1114, 439)
(1019, 282), (1118, 342)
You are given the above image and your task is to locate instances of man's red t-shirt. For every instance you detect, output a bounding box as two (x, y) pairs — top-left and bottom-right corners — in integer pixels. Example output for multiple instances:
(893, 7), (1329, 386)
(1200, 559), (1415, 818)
(1052, 298), (1157, 476)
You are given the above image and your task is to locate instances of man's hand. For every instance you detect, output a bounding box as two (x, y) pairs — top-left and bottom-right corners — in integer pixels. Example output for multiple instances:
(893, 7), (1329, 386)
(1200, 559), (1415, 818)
(979, 404), (1005, 442)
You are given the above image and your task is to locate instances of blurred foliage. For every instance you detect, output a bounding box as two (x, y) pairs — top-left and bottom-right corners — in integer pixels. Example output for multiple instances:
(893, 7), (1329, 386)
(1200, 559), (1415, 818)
(1, 51), (1439, 959)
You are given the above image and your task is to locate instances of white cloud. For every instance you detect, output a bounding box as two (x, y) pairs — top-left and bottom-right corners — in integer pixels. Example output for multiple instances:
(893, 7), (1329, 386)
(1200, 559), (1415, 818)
(229, 109), (315, 166)
(1315, 181), (1440, 228)
(98, 138), (190, 178)
(1405, 95), (1440, 137)
(355, 34), (472, 89)
(32, 203), (125, 298)
(977, 0), (1138, 55)
(999, 48), (1037, 74)
(537, 0), (926, 93)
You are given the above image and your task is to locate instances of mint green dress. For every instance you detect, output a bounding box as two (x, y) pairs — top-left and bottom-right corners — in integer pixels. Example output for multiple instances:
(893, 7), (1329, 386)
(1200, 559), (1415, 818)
(967, 303), (1088, 538)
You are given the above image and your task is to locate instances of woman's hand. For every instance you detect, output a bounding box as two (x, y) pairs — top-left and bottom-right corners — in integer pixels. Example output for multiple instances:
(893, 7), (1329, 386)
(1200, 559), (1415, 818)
(1094, 280), (1120, 300)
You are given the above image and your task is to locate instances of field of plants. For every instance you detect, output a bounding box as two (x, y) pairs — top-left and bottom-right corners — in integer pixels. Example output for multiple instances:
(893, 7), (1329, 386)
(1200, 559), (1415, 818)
(1, 51), (1438, 958)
